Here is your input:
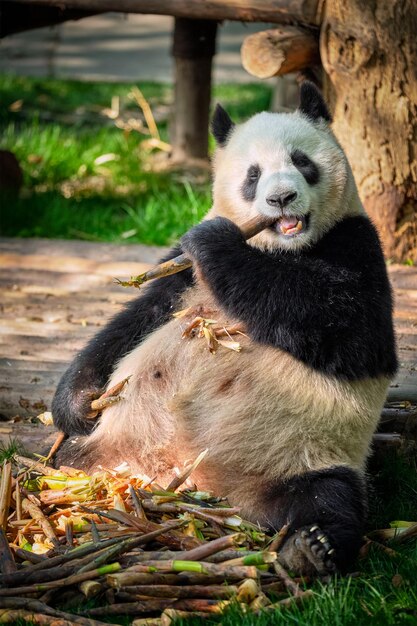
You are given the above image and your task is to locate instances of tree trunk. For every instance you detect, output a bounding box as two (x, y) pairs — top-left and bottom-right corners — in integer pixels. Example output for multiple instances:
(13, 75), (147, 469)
(320, 0), (417, 262)
(170, 18), (217, 162)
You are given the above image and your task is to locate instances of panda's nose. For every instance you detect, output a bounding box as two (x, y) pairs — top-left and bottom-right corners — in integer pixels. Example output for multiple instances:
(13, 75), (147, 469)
(266, 191), (298, 208)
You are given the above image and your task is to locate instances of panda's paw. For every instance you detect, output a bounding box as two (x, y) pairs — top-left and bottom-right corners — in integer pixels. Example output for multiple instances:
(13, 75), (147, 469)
(295, 525), (337, 577)
(181, 217), (244, 262)
(52, 385), (103, 435)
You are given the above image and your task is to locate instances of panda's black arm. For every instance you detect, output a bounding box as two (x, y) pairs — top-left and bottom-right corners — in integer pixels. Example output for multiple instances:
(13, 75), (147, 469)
(52, 246), (193, 436)
(181, 216), (397, 380)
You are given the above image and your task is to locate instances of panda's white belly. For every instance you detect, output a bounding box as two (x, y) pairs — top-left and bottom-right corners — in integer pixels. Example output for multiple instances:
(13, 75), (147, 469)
(86, 284), (390, 501)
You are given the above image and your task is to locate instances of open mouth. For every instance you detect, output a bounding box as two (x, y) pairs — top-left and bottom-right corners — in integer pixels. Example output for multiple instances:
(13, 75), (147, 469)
(269, 214), (309, 237)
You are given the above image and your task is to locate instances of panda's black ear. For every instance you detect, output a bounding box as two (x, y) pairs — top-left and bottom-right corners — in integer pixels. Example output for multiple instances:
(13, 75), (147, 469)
(211, 104), (235, 146)
(299, 81), (332, 123)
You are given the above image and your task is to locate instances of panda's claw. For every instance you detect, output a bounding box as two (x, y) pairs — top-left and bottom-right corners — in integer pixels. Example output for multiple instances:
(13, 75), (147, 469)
(294, 524), (337, 576)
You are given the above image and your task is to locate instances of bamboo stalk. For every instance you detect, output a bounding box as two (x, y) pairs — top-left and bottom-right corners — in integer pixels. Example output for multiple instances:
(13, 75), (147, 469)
(89, 395), (121, 415)
(46, 431), (66, 461)
(161, 609), (211, 625)
(0, 462), (12, 531)
(0, 611), (77, 625)
(206, 549), (257, 563)
(85, 601), (174, 617)
(8, 528), (185, 587)
(126, 560), (260, 579)
(174, 532), (246, 562)
(173, 599), (229, 613)
(141, 500), (237, 527)
(218, 550), (276, 567)
(268, 523), (290, 553)
(0, 562), (121, 596)
(273, 561), (302, 596)
(13, 547), (47, 564)
(266, 589), (314, 610)
(14, 478), (21, 521)
(236, 579), (260, 603)
(0, 537), (126, 586)
(79, 580), (102, 599)
(129, 485), (147, 520)
(117, 215), (276, 288)
(15, 456), (59, 475)
(0, 598), (115, 625)
(249, 591), (271, 610)
(90, 518), (101, 543)
(107, 569), (258, 588)
(391, 522), (417, 544)
(132, 618), (163, 626)
(78, 531), (176, 574)
(85, 510), (199, 550)
(65, 520), (74, 547)
(22, 498), (60, 549)
(116, 584), (238, 599)
(166, 450), (208, 492)
(0, 529), (16, 574)
(87, 599), (230, 617)
(107, 573), (183, 587)
(124, 534), (247, 567)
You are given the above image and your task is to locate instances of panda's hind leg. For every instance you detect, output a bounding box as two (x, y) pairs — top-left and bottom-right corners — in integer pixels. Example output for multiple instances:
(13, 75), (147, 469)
(265, 467), (366, 577)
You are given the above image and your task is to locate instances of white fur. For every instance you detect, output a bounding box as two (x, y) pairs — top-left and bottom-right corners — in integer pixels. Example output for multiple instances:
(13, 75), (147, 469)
(83, 285), (389, 521)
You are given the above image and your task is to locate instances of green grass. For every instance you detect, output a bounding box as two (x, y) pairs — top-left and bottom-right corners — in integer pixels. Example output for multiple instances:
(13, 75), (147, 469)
(0, 437), (27, 462)
(0, 74), (272, 246)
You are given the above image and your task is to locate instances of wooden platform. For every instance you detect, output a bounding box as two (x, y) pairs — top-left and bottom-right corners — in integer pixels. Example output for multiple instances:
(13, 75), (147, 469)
(0, 237), (416, 452)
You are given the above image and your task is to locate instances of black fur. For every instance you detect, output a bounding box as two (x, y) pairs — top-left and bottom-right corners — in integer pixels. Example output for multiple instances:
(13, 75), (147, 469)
(52, 246), (193, 436)
(180, 215), (397, 380)
(291, 149), (320, 185)
(211, 104), (235, 146)
(241, 164), (261, 202)
(264, 466), (366, 573)
(299, 81), (332, 123)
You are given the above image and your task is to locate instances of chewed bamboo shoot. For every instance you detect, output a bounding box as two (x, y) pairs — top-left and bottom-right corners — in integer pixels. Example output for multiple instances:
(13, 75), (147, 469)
(116, 215), (276, 288)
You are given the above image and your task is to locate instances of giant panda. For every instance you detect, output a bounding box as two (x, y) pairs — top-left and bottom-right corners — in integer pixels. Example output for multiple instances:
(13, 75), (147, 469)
(52, 82), (397, 576)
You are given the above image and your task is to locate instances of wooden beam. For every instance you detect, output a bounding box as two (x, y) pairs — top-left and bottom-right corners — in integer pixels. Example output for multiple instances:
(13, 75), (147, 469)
(3, 0), (321, 26)
(241, 26), (320, 79)
(0, 1), (99, 37)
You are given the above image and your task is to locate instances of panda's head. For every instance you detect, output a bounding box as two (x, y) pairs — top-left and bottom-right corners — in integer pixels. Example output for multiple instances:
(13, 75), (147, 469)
(210, 82), (363, 252)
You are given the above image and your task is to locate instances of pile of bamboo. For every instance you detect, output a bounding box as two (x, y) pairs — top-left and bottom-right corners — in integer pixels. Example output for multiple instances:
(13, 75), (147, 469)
(0, 454), (313, 626)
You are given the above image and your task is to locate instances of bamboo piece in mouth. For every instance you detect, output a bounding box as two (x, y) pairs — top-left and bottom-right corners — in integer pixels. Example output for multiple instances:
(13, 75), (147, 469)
(116, 214), (276, 288)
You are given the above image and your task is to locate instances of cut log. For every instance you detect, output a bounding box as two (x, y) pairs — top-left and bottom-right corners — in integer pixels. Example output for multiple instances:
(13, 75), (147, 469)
(5, 0), (321, 26)
(241, 27), (319, 79)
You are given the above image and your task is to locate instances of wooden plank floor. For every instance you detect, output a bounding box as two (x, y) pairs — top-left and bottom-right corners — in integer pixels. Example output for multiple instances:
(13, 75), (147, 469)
(0, 237), (416, 453)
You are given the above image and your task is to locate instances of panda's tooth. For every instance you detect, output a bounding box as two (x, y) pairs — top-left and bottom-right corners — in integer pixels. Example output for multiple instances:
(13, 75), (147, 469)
(295, 220), (303, 231)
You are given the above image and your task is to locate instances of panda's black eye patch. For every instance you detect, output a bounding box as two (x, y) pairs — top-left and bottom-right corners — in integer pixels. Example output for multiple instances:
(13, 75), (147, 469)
(241, 164), (261, 202)
(291, 149), (320, 185)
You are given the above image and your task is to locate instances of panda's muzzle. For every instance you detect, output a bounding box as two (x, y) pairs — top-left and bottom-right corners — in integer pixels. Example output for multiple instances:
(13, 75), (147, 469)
(269, 213), (309, 237)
